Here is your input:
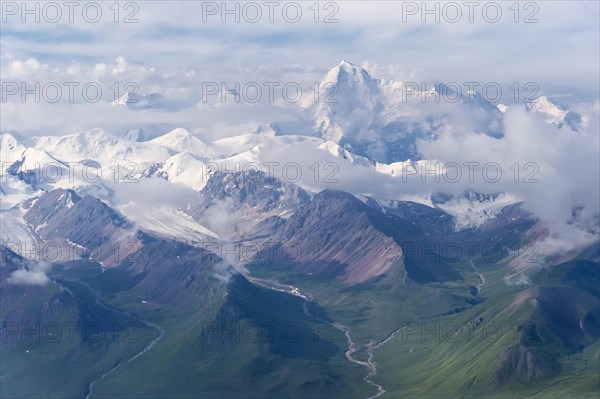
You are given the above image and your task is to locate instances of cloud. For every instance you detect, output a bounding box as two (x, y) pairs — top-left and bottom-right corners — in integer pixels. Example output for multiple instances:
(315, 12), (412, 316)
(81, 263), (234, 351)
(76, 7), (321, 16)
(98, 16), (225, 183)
(416, 103), (600, 247)
(105, 175), (199, 228)
(111, 56), (129, 75)
(211, 260), (237, 284)
(196, 102), (598, 254)
(201, 197), (242, 238)
(7, 261), (52, 286)
(91, 62), (108, 81)
(1, 1), (598, 90)
(504, 272), (531, 286)
(4, 57), (49, 79)
(0, 55), (315, 137)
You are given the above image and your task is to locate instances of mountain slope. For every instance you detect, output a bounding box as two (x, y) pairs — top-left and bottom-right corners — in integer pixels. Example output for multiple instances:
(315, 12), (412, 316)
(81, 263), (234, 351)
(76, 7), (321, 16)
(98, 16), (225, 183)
(86, 235), (376, 398)
(255, 189), (462, 285)
(0, 246), (157, 399)
(190, 170), (310, 239)
(23, 188), (140, 267)
(149, 128), (216, 159)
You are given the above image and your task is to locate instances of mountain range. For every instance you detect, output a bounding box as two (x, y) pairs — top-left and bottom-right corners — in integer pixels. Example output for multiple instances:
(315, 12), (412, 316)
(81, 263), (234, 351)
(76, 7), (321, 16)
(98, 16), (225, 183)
(1, 61), (598, 399)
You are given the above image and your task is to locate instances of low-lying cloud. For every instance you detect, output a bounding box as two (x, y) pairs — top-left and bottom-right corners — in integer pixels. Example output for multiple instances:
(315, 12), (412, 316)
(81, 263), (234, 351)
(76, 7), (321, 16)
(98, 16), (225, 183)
(7, 261), (52, 286)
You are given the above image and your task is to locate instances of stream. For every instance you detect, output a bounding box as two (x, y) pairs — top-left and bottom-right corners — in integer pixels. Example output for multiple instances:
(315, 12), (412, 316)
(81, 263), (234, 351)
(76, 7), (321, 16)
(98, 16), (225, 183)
(245, 275), (393, 399)
(470, 261), (486, 294)
(22, 224), (166, 399)
(80, 280), (165, 399)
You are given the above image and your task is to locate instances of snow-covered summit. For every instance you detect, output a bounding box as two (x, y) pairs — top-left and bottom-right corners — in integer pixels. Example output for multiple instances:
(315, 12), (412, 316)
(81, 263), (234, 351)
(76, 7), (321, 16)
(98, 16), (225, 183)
(320, 60), (379, 91)
(28, 128), (173, 167)
(112, 91), (169, 110)
(1, 133), (27, 163)
(299, 60), (504, 163)
(525, 96), (581, 131)
(150, 128), (215, 159)
(527, 96), (567, 120)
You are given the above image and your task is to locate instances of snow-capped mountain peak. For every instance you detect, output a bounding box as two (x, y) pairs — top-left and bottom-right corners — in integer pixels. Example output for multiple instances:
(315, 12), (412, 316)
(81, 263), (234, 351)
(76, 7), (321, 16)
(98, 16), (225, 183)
(143, 150), (209, 191)
(527, 95), (566, 115)
(26, 128), (174, 168)
(151, 127), (195, 142)
(321, 60), (378, 90)
(310, 61), (384, 153)
(303, 61), (506, 163)
(112, 91), (169, 110)
(150, 128), (215, 159)
(112, 92), (131, 106)
(1, 133), (27, 163)
(1, 133), (64, 173)
(1, 133), (21, 150)
(525, 96), (581, 131)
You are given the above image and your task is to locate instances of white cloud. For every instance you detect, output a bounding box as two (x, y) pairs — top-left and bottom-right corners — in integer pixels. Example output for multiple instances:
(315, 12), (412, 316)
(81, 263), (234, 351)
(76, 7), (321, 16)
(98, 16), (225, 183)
(4, 57), (48, 79)
(111, 56), (129, 76)
(201, 197), (242, 238)
(91, 63), (108, 81)
(212, 261), (236, 284)
(7, 261), (52, 286)
(1, 2), (597, 88)
(416, 104), (600, 247)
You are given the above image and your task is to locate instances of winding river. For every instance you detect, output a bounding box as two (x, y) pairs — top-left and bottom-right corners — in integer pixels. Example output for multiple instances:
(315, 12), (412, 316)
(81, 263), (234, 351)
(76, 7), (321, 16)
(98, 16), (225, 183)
(83, 270), (411, 399)
(245, 275), (395, 399)
(80, 280), (165, 399)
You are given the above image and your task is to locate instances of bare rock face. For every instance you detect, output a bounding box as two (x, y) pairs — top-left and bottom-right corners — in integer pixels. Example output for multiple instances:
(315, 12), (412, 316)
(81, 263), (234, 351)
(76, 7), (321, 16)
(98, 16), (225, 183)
(190, 170), (310, 239)
(256, 190), (407, 285)
(23, 188), (139, 267)
(192, 171), (464, 286)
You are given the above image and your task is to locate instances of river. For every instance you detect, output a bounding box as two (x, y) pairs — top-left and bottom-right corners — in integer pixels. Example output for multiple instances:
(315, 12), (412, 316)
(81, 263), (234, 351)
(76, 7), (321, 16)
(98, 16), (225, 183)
(244, 274), (392, 399)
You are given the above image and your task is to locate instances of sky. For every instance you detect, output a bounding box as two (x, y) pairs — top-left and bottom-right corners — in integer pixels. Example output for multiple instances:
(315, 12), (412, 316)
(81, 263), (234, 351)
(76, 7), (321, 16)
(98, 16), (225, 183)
(2, 1), (599, 83)
(1, 1), (599, 136)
